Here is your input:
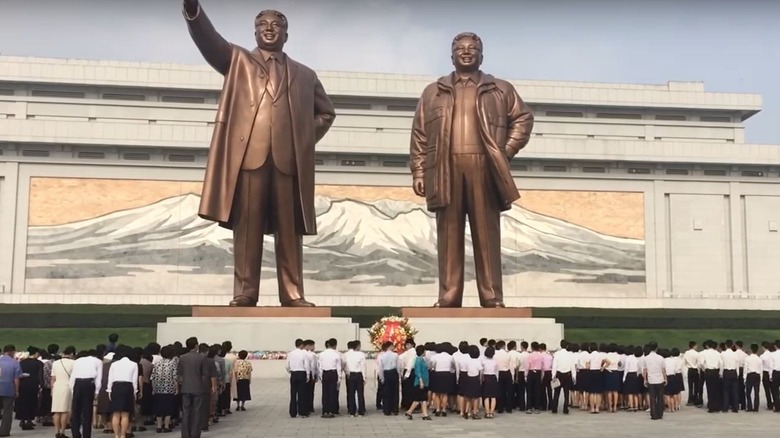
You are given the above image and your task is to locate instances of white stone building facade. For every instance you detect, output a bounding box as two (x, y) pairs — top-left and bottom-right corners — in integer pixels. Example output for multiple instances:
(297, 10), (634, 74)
(0, 55), (777, 310)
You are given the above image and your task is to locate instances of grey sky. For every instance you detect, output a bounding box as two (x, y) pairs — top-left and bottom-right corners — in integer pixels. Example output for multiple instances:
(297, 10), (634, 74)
(1, 0), (778, 143)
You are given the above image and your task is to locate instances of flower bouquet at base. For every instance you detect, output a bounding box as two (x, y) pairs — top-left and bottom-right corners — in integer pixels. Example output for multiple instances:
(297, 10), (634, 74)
(368, 316), (418, 353)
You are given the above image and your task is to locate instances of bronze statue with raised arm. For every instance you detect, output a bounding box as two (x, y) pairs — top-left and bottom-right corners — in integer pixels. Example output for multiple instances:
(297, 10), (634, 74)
(409, 32), (534, 308)
(182, 0), (336, 307)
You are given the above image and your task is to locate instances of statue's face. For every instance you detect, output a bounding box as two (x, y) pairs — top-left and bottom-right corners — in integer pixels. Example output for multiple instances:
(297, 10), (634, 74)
(254, 12), (288, 51)
(451, 36), (482, 72)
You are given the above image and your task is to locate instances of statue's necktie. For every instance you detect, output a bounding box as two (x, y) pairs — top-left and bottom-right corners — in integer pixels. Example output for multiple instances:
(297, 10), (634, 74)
(269, 54), (282, 97)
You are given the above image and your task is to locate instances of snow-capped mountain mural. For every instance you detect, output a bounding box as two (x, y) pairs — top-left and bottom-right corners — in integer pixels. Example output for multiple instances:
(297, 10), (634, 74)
(25, 193), (645, 291)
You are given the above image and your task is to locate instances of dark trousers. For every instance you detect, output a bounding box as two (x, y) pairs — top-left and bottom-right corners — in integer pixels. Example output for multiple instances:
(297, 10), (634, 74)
(745, 372), (760, 411)
(704, 369), (721, 412)
(307, 380), (316, 414)
(375, 379), (384, 410)
(199, 392), (210, 429)
(497, 371), (513, 412)
(70, 378), (95, 438)
(400, 370), (415, 410)
(526, 370), (542, 411)
(0, 396), (14, 437)
(738, 367), (746, 410)
(181, 393), (203, 438)
(320, 370), (338, 415)
(289, 371), (308, 418)
(722, 369), (739, 412)
(541, 370), (553, 410)
(218, 384), (231, 412)
(552, 372), (573, 413)
(648, 383), (664, 420)
(687, 368), (702, 405)
(346, 372), (366, 415)
(514, 371), (526, 411)
(762, 371), (774, 410)
(771, 371), (780, 412)
(382, 369), (399, 415)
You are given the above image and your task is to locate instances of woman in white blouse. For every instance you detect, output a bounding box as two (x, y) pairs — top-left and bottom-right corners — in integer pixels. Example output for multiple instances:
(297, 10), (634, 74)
(603, 345), (622, 413)
(663, 348), (684, 412)
(107, 347), (139, 438)
(622, 347), (643, 412)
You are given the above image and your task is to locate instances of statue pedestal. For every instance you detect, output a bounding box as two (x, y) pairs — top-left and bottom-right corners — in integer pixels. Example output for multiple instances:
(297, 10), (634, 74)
(400, 307), (532, 318)
(158, 308), (356, 351)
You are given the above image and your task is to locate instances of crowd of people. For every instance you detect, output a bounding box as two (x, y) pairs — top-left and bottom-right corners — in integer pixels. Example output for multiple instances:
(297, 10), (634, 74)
(0, 334), (253, 438)
(3, 334), (780, 437)
(285, 337), (780, 422)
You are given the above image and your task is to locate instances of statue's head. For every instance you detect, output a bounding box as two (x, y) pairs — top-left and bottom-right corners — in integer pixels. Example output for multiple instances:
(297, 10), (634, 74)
(450, 32), (483, 73)
(254, 10), (288, 52)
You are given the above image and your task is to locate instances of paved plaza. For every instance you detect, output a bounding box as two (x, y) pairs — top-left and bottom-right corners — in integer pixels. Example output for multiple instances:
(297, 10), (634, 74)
(8, 377), (776, 438)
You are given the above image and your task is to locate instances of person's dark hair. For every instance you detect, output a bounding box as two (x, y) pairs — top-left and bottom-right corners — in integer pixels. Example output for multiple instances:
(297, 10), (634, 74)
(530, 342), (539, 351)
(569, 343), (580, 353)
(479, 338), (488, 346)
(736, 340), (744, 348)
(303, 339), (315, 348)
(161, 345), (175, 360)
(507, 341), (517, 351)
(146, 342), (161, 355)
(468, 345), (480, 359)
(671, 347), (680, 357)
(634, 346), (643, 357)
(207, 344), (220, 358)
(3, 344), (15, 354)
(458, 341), (469, 355)
(689, 341), (697, 349)
(88, 349), (99, 358)
(405, 338), (416, 348)
(328, 338), (337, 349)
(381, 341), (394, 351)
(222, 341), (233, 353)
(487, 339), (496, 348)
(62, 346), (76, 356)
(238, 350), (248, 360)
(520, 341), (529, 350)
(540, 343), (547, 351)
(415, 345), (425, 356)
(47, 344), (60, 355)
(425, 342), (436, 351)
(198, 343), (209, 354)
(751, 343), (759, 354)
(185, 337), (198, 350)
(108, 333), (119, 343)
(485, 347), (495, 359)
(495, 340), (506, 350)
(295, 339), (303, 348)
(346, 341), (355, 350)
(27, 346), (39, 355)
(559, 340), (568, 349)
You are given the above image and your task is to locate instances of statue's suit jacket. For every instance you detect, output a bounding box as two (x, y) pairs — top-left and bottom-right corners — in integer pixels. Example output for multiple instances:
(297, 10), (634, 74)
(185, 7), (336, 235)
(409, 73), (533, 212)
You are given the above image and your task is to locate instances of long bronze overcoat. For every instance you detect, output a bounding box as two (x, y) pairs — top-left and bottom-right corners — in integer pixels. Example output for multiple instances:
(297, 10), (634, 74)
(409, 73), (534, 211)
(184, 7), (335, 234)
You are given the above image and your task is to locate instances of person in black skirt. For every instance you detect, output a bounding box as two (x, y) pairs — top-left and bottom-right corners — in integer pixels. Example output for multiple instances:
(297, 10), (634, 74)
(16, 347), (43, 431)
(623, 346), (643, 411)
(151, 345), (178, 433)
(429, 343), (454, 416)
(461, 345), (483, 419)
(233, 350), (254, 411)
(106, 346), (139, 438)
(481, 347), (500, 418)
(404, 345), (432, 420)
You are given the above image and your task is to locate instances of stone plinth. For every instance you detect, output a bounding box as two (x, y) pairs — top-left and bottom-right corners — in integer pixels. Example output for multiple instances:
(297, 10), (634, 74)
(401, 307), (532, 318)
(157, 316), (357, 351)
(191, 306), (332, 318)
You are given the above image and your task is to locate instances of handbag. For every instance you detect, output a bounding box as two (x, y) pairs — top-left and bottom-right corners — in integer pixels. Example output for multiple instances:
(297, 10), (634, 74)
(550, 377), (561, 389)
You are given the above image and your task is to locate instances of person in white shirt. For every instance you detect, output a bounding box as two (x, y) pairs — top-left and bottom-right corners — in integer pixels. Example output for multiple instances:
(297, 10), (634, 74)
(551, 340), (577, 414)
(303, 340), (318, 415)
(286, 340), (311, 418)
(69, 349), (103, 438)
(478, 338), (488, 358)
(735, 341), (748, 410)
(377, 341), (400, 416)
(721, 342), (739, 413)
(462, 345), (484, 419)
(429, 343), (454, 417)
(603, 344), (622, 413)
(491, 341), (512, 414)
(481, 348), (499, 418)
(513, 341), (530, 412)
(506, 341), (522, 413)
(760, 342), (775, 411)
(663, 348), (684, 412)
(343, 341), (367, 417)
(743, 343), (763, 412)
(770, 341), (780, 412)
(454, 341), (472, 417)
(623, 346), (643, 412)
(700, 340), (723, 413)
(575, 344), (590, 411)
(643, 343), (666, 420)
(682, 341), (702, 407)
(398, 340), (417, 411)
(317, 338), (342, 418)
(106, 347), (139, 438)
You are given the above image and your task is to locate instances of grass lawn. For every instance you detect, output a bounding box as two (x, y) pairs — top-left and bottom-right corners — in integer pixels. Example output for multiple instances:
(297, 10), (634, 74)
(5, 327), (780, 352)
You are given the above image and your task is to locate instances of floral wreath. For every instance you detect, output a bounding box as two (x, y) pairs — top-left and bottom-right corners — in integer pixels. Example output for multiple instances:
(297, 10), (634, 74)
(368, 316), (418, 353)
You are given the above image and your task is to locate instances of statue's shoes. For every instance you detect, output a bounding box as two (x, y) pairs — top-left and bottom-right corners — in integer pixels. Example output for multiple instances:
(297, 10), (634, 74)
(283, 298), (316, 308)
(228, 296), (257, 307)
